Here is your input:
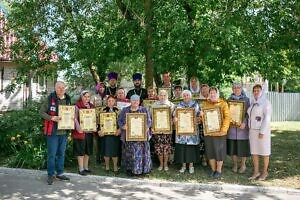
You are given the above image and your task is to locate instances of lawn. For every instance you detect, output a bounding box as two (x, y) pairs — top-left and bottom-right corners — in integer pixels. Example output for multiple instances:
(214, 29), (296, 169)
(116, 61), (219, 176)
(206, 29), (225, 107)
(65, 121), (300, 189)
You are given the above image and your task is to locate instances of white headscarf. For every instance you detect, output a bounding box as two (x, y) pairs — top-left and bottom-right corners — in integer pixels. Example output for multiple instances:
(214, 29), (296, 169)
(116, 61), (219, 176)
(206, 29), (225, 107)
(208, 87), (220, 102)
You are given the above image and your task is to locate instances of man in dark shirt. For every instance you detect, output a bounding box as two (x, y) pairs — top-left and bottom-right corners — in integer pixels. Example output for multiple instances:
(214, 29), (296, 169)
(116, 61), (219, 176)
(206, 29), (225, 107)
(126, 73), (148, 101)
(40, 81), (71, 185)
(105, 72), (118, 96)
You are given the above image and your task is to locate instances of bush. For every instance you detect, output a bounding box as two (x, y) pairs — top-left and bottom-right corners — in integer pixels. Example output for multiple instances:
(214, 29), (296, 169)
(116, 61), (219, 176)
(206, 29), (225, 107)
(0, 100), (75, 169)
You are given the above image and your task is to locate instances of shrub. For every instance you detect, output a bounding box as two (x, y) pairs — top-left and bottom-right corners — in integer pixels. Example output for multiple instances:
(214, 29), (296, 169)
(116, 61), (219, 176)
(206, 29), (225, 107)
(0, 100), (75, 169)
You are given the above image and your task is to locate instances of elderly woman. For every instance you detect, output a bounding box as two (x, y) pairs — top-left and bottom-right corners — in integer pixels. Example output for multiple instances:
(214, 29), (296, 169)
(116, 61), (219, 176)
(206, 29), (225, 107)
(174, 90), (200, 174)
(202, 87), (230, 179)
(118, 94), (152, 175)
(189, 76), (200, 98)
(98, 95), (121, 173)
(94, 82), (107, 107)
(248, 84), (272, 181)
(94, 82), (107, 164)
(152, 90), (175, 171)
(227, 82), (251, 173)
(72, 90), (95, 176)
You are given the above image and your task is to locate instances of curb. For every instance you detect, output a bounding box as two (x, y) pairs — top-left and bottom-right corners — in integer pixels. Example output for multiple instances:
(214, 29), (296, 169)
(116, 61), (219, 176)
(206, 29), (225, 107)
(1, 167), (299, 195)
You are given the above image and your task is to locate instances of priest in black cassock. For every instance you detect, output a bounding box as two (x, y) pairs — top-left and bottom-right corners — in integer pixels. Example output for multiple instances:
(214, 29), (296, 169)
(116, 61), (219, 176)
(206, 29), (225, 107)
(105, 72), (118, 96)
(126, 73), (148, 102)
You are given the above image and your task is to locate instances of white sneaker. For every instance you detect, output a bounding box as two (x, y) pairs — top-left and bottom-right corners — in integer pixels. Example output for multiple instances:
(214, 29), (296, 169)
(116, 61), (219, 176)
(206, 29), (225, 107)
(189, 167), (194, 174)
(158, 166), (163, 171)
(179, 167), (186, 173)
(164, 166), (169, 171)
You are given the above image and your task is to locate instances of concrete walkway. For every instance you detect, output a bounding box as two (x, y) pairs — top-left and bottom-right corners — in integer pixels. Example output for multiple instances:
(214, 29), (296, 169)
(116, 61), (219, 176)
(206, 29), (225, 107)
(0, 167), (299, 200)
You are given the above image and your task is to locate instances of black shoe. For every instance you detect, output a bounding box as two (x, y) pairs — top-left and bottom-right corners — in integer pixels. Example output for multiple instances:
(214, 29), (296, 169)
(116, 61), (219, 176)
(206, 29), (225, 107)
(209, 171), (215, 178)
(56, 174), (70, 181)
(213, 171), (222, 179)
(47, 176), (54, 185)
(84, 169), (92, 173)
(79, 170), (88, 176)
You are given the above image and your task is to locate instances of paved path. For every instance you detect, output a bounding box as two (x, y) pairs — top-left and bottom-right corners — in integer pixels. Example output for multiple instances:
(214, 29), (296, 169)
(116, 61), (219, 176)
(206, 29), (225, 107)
(0, 167), (299, 200)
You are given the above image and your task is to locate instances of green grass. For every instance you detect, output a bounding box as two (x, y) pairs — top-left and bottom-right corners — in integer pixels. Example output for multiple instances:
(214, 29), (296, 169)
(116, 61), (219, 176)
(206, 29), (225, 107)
(64, 121), (300, 189)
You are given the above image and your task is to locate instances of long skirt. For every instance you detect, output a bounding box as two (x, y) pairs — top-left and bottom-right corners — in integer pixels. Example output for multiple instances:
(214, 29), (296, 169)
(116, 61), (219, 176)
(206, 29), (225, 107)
(205, 136), (227, 161)
(174, 143), (200, 163)
(227, 139), (250, 157)
(122, 141), (152, 175)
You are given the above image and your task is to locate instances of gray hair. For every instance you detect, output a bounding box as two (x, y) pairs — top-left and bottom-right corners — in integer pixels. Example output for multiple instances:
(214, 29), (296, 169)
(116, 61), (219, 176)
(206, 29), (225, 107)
(158, 89), (168, 98)
(181, 90), (192, 97)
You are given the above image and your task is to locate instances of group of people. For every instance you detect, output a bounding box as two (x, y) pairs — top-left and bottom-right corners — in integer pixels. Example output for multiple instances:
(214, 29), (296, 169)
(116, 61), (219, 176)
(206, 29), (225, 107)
(40, 71), (272, 185)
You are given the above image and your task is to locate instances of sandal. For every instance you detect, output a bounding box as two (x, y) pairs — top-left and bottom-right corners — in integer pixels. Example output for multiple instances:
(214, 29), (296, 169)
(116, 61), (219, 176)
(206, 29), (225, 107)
(248, 173), (261, 180)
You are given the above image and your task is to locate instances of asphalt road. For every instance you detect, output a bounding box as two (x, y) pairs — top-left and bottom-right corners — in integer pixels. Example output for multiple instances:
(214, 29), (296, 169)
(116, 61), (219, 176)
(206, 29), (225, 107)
(0, 167), (299, 200)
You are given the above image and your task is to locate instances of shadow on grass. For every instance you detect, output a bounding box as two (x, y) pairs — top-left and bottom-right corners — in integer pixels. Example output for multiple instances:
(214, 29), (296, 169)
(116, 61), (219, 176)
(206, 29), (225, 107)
(64, 130), (300, 189)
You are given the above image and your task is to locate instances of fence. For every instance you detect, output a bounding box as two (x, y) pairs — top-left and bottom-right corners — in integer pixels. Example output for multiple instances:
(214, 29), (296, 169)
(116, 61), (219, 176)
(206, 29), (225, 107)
(246, 92), (300, 122)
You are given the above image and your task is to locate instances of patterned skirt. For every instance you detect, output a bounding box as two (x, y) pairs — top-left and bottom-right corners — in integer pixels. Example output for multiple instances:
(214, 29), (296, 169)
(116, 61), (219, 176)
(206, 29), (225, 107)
(153, 134), (173, 156)
(198, 124), (205, 155)
(121, 141), (152, 175)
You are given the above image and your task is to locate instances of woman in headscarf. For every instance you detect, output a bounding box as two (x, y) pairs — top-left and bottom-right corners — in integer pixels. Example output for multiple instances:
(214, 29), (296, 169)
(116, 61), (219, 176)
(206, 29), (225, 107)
(227, 82), (250, 174)
(72, 90), (95, 176)
(94, 82), (107, 107)
(98, 95), (121, 173)
(202, 86), (230, 179)
(118, 94), (152, 175)
(152, 89), (175, 171)
(247, 84), (272, 181)
(189, 76), (200, 98)
(94, 82), (107, 164)
(174, 90), (200, 174)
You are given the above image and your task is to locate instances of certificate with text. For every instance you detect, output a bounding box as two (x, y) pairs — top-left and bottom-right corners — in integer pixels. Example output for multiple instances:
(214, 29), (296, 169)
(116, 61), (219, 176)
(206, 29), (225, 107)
(228, 100), (245, 127)
(202, 107), (222, 136)
(79, 109), (97, 132)
(126, 113), (147, 141)
(100, 112), (117, 135)
(175, 108), (196, 135)
(58, 105), (75, 130)
(152, 107), (172, 134)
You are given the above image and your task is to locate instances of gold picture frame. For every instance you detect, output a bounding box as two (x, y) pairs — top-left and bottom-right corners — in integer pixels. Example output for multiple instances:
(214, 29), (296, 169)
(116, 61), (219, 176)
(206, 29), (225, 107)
(175, 108), (196, 135)
(100, 112), (117, 135)
(143, 99), (156, 111)
(202, 107), (223, 136)
(158, 87), (172, 99)
(126, 113), (147, 141)
(58, 105), (75, 130)
(152, 107), (172, 134)
(79, 109), (97, 132)
(227, 100), (245, 127)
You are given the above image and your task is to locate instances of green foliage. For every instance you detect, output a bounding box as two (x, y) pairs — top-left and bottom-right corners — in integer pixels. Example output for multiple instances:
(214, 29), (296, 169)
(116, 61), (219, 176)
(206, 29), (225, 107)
(0, 101), (75, 169)
(2, 0), (299, 91)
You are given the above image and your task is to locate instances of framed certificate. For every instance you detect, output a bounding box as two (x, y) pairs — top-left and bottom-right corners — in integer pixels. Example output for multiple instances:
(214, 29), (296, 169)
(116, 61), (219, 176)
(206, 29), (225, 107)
(175, 108), (196, 135)
(202, 107), (223, 136)
(143, 99), (156, 111)
(227, 100), (245, 127)
(152, 107), (172, 134)
(79, 109), (97, 132)
(100, 112), (117, 135)
(126, 113), (147, 141)
(58, 105), (75, 130)
(158, 87), (172, 99)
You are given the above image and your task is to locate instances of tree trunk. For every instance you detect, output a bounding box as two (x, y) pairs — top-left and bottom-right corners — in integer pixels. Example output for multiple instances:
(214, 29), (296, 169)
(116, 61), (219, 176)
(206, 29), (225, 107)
(88, 64), (100, 84)
(183, 2), (197, 83)
(144, 0), (154, 88)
